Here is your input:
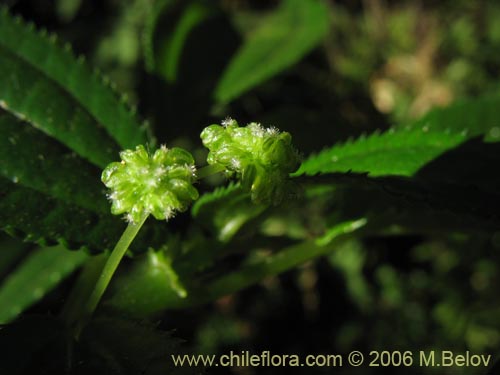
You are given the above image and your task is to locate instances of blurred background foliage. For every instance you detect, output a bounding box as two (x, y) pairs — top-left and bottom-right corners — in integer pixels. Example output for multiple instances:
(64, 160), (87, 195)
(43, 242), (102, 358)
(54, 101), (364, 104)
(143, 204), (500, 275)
(1, 0), (500, 374)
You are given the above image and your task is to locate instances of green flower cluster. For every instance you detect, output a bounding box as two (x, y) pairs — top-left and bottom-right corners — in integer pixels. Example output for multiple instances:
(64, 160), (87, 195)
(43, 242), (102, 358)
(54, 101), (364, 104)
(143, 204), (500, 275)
(200, 118), (300, 204)
(102, 145), (198, 223)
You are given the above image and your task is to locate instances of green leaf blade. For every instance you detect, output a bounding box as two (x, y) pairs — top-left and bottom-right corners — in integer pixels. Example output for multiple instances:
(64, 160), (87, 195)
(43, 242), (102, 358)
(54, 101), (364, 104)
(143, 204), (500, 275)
(0, 112), (108, 212)
(0, 44), (118, 167)
(296, 94), (500, 177)
(0, 112), (165, 253)
(0, 8), (148, 158)
(215, 0), (329, 103)
(295, 128), (467, 177)
(0, 245), (88, 323)
(0, 177), (122, 251)
(155, 2), (212, 82)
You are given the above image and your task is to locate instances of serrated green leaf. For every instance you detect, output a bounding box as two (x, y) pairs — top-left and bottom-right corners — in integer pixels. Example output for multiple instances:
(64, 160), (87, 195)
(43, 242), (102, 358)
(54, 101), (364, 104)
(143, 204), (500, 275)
(191, 182), (241, 216)
(0, 245), (88, 323)
(0, 8), (148, 166)
(215, 0), (329, 103)
(295, 128), (467, 177)
(192, 183), (267, 242)
(0, 176), (166, 254)
(295, 94), (500, 234)
(294, 95), (500, 176)
(0, 177), (123, 251)
(0, 111), (119, 250)
(0, 45), (116, 167)
(295, 94), (500, 177)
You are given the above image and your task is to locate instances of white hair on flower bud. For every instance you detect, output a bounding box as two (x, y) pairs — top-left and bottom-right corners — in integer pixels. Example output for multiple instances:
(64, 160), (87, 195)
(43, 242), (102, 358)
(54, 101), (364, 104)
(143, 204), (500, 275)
(222, 117), (237, 128)
(164, 208), (175, 221)
(266, 126), (279, 135)
(248, 122), (265, 137)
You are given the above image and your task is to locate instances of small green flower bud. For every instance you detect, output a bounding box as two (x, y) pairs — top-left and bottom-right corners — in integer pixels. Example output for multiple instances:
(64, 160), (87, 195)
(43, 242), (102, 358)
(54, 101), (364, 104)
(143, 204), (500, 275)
(102, 145), (198, 223)
(200, 119), (300, 204)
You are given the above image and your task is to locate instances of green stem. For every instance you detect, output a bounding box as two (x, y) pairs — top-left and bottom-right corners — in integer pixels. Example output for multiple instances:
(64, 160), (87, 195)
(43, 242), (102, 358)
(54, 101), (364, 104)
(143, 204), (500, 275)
(166, 240), (330, 309)
(196, 164), (226, 179)
(74, 213), (148, 337)
(206, 240), (330, 297)
(169, 218), (368, 308)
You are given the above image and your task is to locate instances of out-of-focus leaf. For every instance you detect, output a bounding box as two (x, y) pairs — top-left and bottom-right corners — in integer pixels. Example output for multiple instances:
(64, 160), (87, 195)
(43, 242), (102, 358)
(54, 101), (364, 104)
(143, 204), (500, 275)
(153, 2), (212, 82)
(192, 183), (267, 242)
(215, 0), (329, 103)
(0, 234), (30, 281)
(0, 245), (87, 323)
(56, 0), (82, 22)
(406, 94), (500, 141)
(106, 250), (185, 318)
(143, 0), (177, 71)
(143, 0), (239, 143)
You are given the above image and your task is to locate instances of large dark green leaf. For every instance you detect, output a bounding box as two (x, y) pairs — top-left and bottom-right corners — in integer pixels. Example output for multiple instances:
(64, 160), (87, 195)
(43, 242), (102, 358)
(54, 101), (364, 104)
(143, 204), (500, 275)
(215, 0), (329, 103)
(0, 177), (123, 251)
(0, 113), (108, 212)
(0, 111), (118, 249)
(0, 112), (164, 253)
(0, 8), (148, 167)
(0, 8), (165, 251)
